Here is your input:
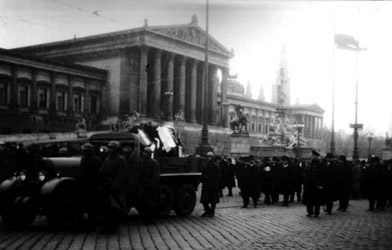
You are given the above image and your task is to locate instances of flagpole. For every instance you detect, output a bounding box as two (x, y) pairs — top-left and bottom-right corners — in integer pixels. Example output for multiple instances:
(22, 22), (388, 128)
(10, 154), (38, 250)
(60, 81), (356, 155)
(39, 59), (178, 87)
(330, 7), (336, 154)
(352, 3), (361, 160)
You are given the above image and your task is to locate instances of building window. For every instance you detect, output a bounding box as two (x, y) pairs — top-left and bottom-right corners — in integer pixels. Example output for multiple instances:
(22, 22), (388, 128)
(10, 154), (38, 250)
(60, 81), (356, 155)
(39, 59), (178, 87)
(38, 88), (48, 109)
(0, 82), (7, 105)
(19, 85), (28, 107)
(90, 95), (98, 114)
(74, 93), (82, 112)
(57, 91), (66, 111)
(259, 124), (262, 133)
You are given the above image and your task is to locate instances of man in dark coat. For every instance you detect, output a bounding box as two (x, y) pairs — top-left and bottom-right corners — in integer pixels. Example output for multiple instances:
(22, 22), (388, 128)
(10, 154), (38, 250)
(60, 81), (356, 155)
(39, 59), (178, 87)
(289, 158), (303, 203)
(335, 155), (352, 212)
(138, 147), (161, 221)
(261, 158), (273, 205)
(302, 151), (325, 217)
(321, 153), (338, 215)
(76, 143), (102, 227)
(200, 152), (220, 217)
(239, 157), (261, 208)
(219, 157), (236, 197)
(98, 141), (128, 233)
(280, 156), (294, 206)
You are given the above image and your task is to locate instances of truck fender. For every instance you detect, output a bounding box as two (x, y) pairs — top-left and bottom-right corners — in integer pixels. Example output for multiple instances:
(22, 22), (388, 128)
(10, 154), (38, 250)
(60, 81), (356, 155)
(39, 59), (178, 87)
(40, 177), (75, 196)
(0, 177), (18, 195)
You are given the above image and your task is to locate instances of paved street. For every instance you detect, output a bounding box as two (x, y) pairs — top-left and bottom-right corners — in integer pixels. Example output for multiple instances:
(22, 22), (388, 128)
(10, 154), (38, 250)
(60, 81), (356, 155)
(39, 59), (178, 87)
(1, 188), (391, 250)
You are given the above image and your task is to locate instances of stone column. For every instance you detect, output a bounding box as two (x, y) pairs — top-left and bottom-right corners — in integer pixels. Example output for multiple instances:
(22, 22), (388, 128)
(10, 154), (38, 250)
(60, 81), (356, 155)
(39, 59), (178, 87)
(319, 117), (323, 139)
(119, 52), (130, 116)
(68, 76), (73, 115)
(311, 116), (315, 139)
(209, 65), (218, 125)
(190, 59), (197, 123)
(256, 109), (259, 133)
(179, 56), (186, 115)
(221, 67), (229, 128)
(49, 72), (56, 116)
(10, 66), (18, 111)
(166, 53), (174, 121)
(267, 111), (271, 132)
(139, 46), (148, 117)
(198, 64), (205, 124)
(153, 50), (162, 119)
(31, 71), (38, 114)
(84, 80), (89, 117)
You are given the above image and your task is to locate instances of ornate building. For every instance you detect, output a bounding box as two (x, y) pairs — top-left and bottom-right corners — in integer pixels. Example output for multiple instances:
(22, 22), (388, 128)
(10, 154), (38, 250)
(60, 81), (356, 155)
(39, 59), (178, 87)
(3, 16), (325, 151)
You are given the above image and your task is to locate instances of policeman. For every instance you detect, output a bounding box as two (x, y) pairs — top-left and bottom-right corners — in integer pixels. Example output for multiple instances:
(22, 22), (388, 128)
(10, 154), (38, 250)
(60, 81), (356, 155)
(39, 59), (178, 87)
(200, 152), (220, 217)
(302, 150), (325, 217)
(97, 141), (128, 234)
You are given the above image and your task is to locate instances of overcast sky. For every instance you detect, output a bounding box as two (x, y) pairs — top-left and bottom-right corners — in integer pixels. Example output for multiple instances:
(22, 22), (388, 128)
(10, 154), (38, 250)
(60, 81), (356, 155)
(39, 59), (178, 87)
(1, 0), (392, 136)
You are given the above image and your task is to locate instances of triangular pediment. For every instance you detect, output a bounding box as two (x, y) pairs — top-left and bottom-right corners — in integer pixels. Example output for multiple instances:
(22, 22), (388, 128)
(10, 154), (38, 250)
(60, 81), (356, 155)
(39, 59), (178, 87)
(149, 25), (232, 57)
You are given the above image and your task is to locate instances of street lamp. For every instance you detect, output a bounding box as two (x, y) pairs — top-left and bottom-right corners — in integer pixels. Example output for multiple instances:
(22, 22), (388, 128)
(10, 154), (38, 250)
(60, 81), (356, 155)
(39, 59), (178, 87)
(293, 122), (304, 158)
(367, 133), (374, 158)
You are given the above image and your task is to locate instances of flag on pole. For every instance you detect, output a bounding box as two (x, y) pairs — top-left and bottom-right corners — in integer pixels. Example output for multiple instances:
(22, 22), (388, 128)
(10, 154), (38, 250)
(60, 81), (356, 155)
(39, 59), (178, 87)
(334, 34), (366, 51)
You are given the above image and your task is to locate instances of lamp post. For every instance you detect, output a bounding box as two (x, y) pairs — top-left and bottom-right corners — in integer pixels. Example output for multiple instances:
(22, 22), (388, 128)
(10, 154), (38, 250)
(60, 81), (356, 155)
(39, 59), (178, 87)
(195, 0), (212, 156)
(293, 122), (304, 158)
(367, 133), (374, 158)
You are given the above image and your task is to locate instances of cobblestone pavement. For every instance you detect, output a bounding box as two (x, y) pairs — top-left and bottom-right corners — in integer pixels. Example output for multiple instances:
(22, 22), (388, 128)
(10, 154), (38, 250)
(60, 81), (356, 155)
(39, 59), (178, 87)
(1, 188), (391, 250)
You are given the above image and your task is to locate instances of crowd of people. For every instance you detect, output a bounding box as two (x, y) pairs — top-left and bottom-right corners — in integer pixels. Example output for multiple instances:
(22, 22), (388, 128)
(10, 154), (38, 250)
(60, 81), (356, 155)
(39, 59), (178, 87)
(1, 140), (392, 231)
(202, 150), (392, 218)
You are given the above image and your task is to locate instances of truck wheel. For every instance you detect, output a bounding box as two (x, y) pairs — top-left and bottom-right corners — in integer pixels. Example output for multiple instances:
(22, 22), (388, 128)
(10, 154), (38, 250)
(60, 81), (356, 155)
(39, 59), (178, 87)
(1, 196), (36, 228)
(174, 184), (196, 217)
(45, 183), (78, 228)
(156, 185), (174, 218)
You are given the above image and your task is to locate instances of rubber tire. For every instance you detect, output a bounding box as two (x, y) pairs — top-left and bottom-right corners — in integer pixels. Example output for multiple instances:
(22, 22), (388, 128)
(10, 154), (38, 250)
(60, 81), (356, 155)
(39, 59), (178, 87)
(1, 195), (36, 228)
(174, 184), (196, 217)
(45, 182), (78, 229)
(156, 185), (174, 218)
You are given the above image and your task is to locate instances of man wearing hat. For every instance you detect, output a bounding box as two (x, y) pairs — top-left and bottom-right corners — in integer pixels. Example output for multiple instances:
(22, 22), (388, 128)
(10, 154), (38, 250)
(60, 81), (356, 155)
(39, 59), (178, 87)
(280, 156), (294, 206)
(302, 150), (325, 217)
(76, 143), (102, 228)
(97, 141), (128, 233)
(200, 152), (221, 217)
(335, 155), (352, 212)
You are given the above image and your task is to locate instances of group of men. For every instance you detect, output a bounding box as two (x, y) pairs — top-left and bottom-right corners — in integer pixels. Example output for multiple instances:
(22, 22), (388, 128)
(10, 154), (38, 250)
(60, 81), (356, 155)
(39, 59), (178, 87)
(201, 150), (392, 218)
(0, 140), (160, 234)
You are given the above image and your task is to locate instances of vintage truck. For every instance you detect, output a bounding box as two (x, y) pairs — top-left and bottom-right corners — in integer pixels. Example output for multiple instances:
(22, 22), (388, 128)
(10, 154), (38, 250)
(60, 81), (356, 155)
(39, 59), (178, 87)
(0, 125), (205, 228)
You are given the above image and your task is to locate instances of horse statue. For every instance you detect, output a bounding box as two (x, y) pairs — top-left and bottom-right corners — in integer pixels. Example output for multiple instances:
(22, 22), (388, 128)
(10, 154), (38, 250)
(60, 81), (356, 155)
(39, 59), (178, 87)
(230, 105), (248, 133)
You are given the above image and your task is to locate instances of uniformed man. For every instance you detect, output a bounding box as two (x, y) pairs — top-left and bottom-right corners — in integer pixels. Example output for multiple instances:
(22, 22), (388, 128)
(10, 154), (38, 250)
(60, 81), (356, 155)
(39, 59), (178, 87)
(200, 152), (220, 217)
(97, 141), (128, 234)
(302, 150), (325, 217)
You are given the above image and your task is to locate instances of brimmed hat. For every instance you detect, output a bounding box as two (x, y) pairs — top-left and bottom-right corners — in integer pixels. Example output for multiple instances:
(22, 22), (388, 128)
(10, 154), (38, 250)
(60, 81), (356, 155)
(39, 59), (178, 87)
(81, 143), (93, 151)
(206, 151), (214, 157)
(108, 141), (120, 149)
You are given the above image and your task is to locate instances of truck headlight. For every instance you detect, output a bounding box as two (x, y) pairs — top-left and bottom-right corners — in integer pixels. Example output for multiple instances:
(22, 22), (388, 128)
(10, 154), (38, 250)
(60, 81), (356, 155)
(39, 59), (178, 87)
(38, 171), (46, 182)
(18, 170), (27, 181)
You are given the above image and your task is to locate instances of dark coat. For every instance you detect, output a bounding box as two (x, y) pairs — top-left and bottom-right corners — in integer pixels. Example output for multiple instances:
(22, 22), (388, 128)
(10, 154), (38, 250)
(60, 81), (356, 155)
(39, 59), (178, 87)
(279, 163), (295, 195)
(334, 160), (353, 199)
(98, 153), (128, 215)
(200, 158), (221, 204)
(302, 159), (325, 206)
(239, 163), (260, 198)
(220, 160), (236, 189)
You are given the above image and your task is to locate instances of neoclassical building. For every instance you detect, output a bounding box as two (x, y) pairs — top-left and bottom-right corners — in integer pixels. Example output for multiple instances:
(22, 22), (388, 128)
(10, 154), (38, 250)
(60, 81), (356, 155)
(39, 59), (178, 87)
(0, 48), (107, 134)
(3, 15), (325, 151)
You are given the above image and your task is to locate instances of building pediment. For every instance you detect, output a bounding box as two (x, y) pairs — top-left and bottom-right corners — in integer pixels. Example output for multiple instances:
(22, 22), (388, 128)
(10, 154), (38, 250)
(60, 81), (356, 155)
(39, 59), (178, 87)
(148, 24), (233, 58)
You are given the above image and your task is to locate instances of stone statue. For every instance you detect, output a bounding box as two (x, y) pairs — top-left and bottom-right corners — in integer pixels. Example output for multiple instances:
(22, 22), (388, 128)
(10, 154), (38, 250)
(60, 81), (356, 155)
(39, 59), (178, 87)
(386, 132), (392, 147)
(230, 105), (248, 133)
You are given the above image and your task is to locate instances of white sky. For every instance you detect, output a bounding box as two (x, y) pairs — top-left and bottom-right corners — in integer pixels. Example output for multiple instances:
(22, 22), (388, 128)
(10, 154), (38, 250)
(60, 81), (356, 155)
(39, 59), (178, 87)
(1, 0), (392, 135)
